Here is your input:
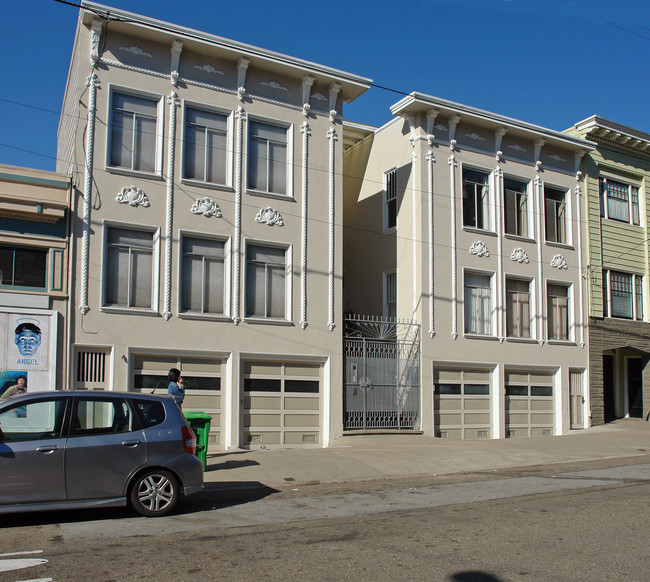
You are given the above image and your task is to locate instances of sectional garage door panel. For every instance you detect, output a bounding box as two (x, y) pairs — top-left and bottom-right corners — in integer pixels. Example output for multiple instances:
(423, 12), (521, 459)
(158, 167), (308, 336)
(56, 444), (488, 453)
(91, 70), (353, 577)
(505, 370), (554, 438)
(434, 368), (491, 440)
(243, 361), (321, 447)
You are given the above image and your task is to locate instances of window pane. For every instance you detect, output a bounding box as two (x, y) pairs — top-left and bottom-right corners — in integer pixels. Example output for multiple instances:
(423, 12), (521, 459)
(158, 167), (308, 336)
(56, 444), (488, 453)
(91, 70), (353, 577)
(0, 399), (65, 441)
(531, 386), (553, 397)
(606, 180), (630, 223)
(635, 275), (643, 320)
(204, 258), (224, 314)
(285, 380), (319, 393)
(185, 124), (205, 180)
(111, 111), (133, 168)
(244, 378), (281, 392)
(545, 187), (566, 244)
(610, 271), (633, 319)
(506, 386), (528, 396)
(464, 384), (489, 395)
(548, 285), (568, 340)
(106, 247), (129, 305)
(0, 247), (14, 285)
(131, 249), (152, 308)
(248, 137), (265, 191)
(11, 248), (47, 289)
(135, 116), (157, 173)
(268, 141), (286, 194)
(437, 384), (461, 395)
(207, 129), (227, 184)
(465, 274), (491, 334)
(182, 255), (203, 311)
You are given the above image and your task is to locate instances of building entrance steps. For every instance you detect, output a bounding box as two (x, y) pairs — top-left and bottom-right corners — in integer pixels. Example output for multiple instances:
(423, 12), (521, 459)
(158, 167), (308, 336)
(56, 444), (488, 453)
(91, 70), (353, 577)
(203, 419), (649, 490)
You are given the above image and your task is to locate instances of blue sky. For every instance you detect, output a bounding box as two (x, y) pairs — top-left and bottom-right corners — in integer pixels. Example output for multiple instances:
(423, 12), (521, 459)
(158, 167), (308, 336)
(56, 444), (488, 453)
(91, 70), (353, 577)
(2, 0), (649, 172)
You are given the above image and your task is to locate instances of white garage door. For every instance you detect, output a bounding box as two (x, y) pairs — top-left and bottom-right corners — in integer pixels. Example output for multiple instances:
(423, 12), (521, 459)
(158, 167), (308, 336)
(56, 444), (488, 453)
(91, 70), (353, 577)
(505, 370), (554, 437)
(243, 361), (321, 447)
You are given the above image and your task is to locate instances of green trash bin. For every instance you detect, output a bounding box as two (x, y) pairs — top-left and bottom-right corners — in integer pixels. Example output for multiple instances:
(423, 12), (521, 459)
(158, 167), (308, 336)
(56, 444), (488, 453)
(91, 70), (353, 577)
(183, 411), (212, 470)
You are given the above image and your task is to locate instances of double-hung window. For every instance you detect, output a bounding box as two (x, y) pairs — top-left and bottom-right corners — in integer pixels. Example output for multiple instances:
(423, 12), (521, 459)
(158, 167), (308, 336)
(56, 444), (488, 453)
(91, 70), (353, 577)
(599, 178), (640, 225)
(0, 245), (47, 290)
(110, 91), (160, 174)
(464, 272), (493, 335)
(181, 236), (226, 315)
(384, 169), (397, 230)
(506, 278), (531, 338)
(184, 107), (229, 185)
(544, 186), (568, 244)
(504, 178), (529, 237)
(245, 244), (288, 319)
(547, 283), (569, 341)
(603, 270), (643, 320)
(248, 121), (289, 195)
(105, 226), (155, 309)
(462, 168), (491, 230)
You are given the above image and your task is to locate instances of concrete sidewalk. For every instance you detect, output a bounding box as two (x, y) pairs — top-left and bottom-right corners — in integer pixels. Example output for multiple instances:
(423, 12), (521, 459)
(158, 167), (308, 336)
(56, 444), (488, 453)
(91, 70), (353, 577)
(203, 419), (650, 489)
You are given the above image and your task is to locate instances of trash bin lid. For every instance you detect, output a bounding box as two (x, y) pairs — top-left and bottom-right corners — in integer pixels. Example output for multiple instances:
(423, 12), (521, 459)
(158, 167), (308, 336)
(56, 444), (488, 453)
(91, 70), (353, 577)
(183, 411), (212, 420)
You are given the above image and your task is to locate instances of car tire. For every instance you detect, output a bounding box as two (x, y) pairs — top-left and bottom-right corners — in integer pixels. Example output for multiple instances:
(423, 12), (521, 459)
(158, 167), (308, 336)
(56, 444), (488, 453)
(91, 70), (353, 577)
(129, 469), (179, 517)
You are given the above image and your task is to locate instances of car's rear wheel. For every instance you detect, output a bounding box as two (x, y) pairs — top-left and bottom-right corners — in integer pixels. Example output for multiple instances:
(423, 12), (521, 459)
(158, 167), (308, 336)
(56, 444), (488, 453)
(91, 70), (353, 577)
(130, 469), (179, 517)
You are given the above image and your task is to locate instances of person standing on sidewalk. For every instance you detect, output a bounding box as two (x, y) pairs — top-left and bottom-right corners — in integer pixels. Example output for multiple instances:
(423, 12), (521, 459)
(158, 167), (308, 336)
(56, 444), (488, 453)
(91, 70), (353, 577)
(167, 368), (184, 409)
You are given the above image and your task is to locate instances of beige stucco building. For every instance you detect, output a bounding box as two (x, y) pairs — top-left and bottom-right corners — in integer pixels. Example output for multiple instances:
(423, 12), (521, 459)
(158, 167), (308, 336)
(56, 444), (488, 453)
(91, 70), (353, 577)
(344, 93), (595, 439)
(57, 2), (371, 448)
(0, 164), (72, 395)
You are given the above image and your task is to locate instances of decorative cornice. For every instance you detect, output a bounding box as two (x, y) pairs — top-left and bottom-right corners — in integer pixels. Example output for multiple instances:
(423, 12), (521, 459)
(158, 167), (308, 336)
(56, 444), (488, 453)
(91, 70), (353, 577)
(510, 248), (529, 263)
(469, 241), (490, 257)
(550, 254), (568, 270)
(116, 186), (150, 207)
(255, 207), (284, 226)
(191, 197), (222, 217)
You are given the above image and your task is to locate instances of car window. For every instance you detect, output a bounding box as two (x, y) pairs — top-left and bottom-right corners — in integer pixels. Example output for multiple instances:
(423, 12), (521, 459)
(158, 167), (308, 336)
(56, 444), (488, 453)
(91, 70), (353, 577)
(131, 399), (166, 429)
(0, 398), (66, 442)
(70, 398), (132, 436)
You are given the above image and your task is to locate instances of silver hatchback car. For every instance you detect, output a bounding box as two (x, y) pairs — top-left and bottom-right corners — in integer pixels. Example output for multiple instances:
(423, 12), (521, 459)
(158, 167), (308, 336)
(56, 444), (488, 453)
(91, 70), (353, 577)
(0, 391), (203, 517)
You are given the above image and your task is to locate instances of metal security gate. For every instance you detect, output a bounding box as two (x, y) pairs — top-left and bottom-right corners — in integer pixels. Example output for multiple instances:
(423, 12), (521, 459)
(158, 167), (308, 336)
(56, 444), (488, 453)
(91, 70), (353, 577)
(344, 316), (421, 430)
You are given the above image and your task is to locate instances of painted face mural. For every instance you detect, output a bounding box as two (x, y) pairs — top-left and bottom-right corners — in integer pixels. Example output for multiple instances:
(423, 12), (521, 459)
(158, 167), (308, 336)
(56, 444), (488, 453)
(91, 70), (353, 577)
(14, 323), (42, 357)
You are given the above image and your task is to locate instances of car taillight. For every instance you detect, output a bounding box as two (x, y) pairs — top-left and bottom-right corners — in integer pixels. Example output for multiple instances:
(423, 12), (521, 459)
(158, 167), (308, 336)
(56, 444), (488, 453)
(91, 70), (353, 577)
(181, 425), (196, 455)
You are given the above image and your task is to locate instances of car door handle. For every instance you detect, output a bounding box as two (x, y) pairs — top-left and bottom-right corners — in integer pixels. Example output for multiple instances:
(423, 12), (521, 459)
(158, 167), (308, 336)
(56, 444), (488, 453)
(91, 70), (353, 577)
(121, 439), (141, 447)
(36, 445), (58, 454)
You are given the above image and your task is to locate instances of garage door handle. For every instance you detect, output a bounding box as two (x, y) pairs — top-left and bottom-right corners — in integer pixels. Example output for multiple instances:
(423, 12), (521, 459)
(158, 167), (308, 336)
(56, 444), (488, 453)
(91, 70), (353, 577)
(121, 439), (141, 447)
(36, 445), (58, 454)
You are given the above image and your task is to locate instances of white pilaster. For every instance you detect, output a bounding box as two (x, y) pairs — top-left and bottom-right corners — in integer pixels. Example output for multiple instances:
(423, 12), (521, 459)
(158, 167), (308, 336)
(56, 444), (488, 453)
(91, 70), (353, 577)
(300, 121), (311, 329)
(80, 73), (99, 315)
(449, 150), (458, 339)
(233, 106), (246, 324)
(163, 92), (179, 320)
(327, 127), (338, 331)
(427, 150), (436, 338)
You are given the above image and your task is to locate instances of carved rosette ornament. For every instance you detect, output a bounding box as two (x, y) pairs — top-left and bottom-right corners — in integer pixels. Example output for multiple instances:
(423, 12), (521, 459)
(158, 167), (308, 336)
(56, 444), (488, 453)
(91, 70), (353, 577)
(191, 198), (222, 218)
(469, 241), (490, 257)
(255, 207), (284, 226)
(116, 186), (150, 207)
(510, 248), (530, 263)
(550, 254), (568, 270)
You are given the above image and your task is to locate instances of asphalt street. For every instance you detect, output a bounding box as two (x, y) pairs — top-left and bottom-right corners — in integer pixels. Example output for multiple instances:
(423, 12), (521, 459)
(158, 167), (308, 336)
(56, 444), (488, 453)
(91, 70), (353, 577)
(1, 456), (648, 581)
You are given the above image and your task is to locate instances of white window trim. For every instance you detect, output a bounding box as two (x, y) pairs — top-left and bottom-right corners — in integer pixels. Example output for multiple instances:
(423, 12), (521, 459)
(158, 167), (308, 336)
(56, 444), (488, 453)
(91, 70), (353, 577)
(461, 164), (494, 233)
(100, 220), (160, 315)
(602, 269), (644, 321)
(503, 175), (534, 240)
(505, 276), (536, 341)
(177, 231), (232, 321)
(599, 175), (642, 226)
(180, 100), (234, 190)
(105, 84), (164, 178)
(383, 167), (398, 232)
(543, 183), (573, 247)
(243, 240), (293, 324)
(245, 115), (294, 201)
(463, 268), (496, 337)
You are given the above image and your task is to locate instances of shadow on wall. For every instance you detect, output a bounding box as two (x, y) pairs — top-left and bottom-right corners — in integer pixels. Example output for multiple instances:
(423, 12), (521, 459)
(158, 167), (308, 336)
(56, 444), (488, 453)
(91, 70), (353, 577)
(450, 572), (503, 582)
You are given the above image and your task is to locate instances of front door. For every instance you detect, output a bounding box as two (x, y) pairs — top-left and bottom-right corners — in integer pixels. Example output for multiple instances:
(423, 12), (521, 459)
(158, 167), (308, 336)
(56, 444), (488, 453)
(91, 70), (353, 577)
(0, 397), (67, 504)
(627, 358), (643, 418)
